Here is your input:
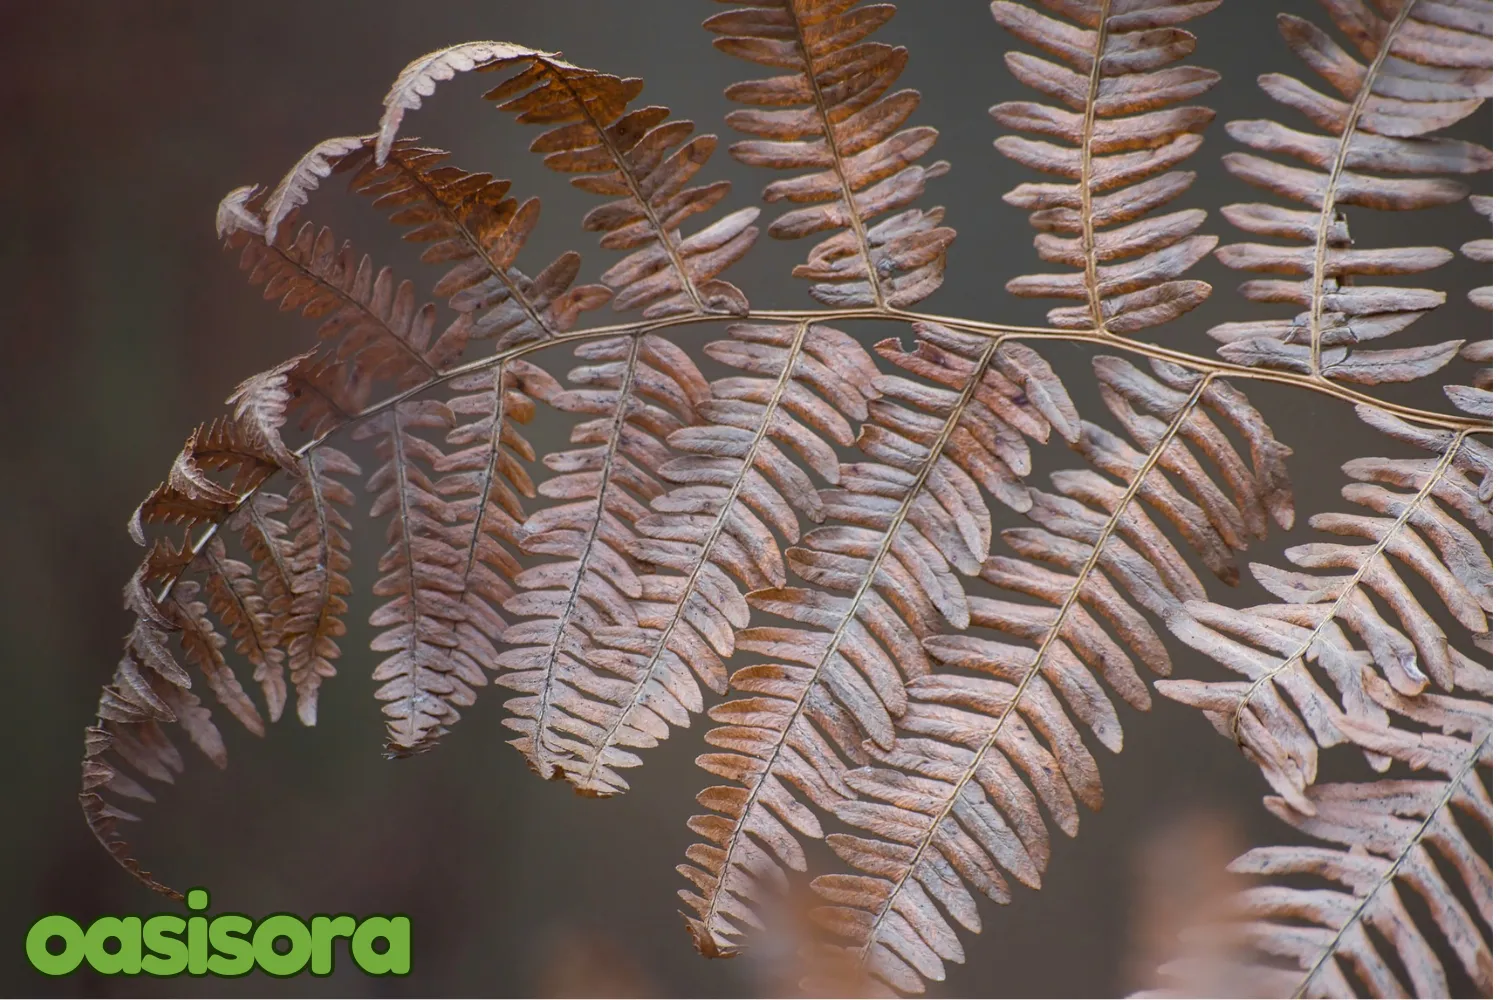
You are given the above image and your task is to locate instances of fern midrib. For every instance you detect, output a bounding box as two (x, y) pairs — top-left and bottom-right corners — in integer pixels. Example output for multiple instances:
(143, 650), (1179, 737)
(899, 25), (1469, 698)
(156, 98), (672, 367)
(459, 363), (510, 588)
(530, 336), (644, 772)
(1292, 731), (1491, 998)
(292, 450), (337, 693)
(851, 372), (1214, 970)
(1078, 0), (1113, 333)
(442, 363), (511, 704)
(782, 0), (889, 309)
(1229, 427), (1471, 745)
(168, 587), (256, 731)
(1307, 0), (1416, 376)
(389, 411), (432, 749)
(545, 64), (708, 313)
(245, 503), (296, 614)
(580, 321), (815, 788)
(698, 335), (1006, 934)
(390, 158), (557, 339)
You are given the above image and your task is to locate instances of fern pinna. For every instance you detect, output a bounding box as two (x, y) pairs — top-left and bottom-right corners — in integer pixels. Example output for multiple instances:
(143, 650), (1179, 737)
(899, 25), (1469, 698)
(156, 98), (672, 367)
(81, 1), (1490, 996)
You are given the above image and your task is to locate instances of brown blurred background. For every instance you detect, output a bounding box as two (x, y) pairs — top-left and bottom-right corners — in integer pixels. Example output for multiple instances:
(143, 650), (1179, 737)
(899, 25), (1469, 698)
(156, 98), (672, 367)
(1, 1), (1488, 996)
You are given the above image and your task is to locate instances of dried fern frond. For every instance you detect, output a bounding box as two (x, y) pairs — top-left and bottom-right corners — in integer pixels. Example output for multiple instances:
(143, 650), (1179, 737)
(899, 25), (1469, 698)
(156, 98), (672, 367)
(677, 321), (1079, 960)
(705, 0), (955, 307)
(342, 139), (614, 348)
(82, 341), (384, 877)
(1144, 701), (1492, 999)
(82, 540), (260, 901)
(259, 135), (617, 351)
(1210, 1), (1492, 384)
(280, 447), (361, 727)
(78, 4), (1492, 990)
(218, 193), (461, 388)
(798, 356), (1296, 994)
(194, 536), (286, 723)
(495, 334), (713, 783)
(375, 42), (761, 317)
(993, 0), (1221, 334)
(530, 321), (884, 796)
(1162, 405), (1492, 810)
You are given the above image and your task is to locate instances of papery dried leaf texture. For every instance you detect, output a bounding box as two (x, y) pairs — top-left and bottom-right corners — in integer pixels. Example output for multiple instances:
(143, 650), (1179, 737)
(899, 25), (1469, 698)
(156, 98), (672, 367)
(80, 1), (1491, 998)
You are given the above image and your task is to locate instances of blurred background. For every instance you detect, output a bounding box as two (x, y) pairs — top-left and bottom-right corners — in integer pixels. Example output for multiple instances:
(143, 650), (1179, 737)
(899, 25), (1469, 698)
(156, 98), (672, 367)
(1, 1), (1488, 996)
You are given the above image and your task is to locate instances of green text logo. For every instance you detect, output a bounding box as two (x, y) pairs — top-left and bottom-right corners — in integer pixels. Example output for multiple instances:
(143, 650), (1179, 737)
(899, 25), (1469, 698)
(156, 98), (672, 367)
(26, 889), (409, 978)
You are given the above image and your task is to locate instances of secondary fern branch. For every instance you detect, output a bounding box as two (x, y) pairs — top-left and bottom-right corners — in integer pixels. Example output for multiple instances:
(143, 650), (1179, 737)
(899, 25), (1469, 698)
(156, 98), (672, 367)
(1225, 427), (1473, 747)
(1163, 406), (1491, 815)
(1304, 0), (1416, 377)
(812, 370), (1219, 990)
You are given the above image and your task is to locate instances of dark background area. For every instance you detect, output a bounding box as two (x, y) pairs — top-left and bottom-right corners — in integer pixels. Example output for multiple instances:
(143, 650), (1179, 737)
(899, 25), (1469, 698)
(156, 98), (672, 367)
(1, 1), (1489, 996)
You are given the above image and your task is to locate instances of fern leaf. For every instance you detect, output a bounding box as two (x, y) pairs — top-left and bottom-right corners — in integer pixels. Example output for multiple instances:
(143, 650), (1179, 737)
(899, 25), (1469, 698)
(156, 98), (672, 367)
(1144, 708), (1492, 999)
(80, 326), (374, 896)
(281, 348), (372, 438)
(352, 401), (471, 754)
(679, 322), (1080, 959)
(549, 321), (883, 796)
(992, 0), (1221, 334)
(1464, 194), (1493, 317)
(81, 673), (216, 903)
(129, 408), (286, 544)
(1209, 1), (1492, 382)
(82, 545), (267, 900)
(229, 492), (296, 695)
(225, 353), (304, 470)
(166, 578), (266, 738)
(218, 190), (458, 387)
(262, 135), (372, 244)
(497, 335), (712, 782)
(803, 357), (1295, 993)
(706, 1), (956, 308)
(1161, 405), (1492, 811)
(280, 447), (360, 727)
(196, 537), (287, 722)
(375, 43), (760, 316)
(338, 139), (614, 348)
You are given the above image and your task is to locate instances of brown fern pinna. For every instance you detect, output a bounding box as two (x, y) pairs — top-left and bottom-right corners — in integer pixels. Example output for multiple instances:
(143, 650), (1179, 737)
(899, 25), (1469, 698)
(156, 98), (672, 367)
(82, 1), (1490, 996)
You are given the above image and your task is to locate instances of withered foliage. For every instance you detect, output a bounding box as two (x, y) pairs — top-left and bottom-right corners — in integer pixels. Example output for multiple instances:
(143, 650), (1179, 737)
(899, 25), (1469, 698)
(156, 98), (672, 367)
(82, 1), (1490, 997)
